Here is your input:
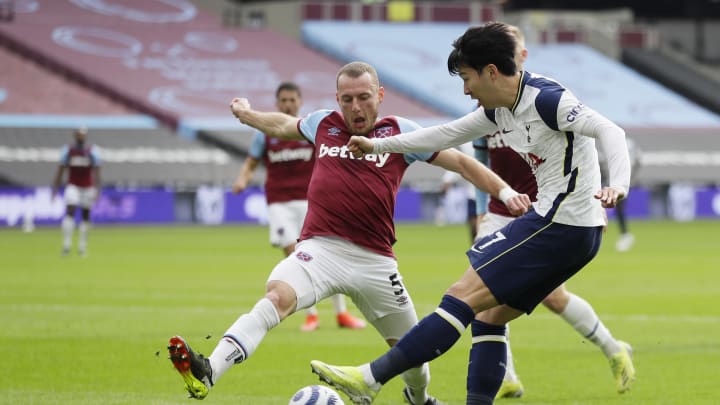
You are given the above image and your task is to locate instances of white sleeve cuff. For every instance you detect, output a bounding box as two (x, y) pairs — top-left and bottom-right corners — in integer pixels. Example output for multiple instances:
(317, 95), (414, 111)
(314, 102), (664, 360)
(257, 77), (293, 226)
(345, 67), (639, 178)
(498, 187), (519, 205)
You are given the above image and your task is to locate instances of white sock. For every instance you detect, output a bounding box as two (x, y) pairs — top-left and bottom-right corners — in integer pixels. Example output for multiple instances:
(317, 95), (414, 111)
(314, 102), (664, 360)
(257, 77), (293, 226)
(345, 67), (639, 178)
(560, 293), (621, 357)
(358, 363), (381, 389)
(504, 324), (519, 382)
(78, 221), (89, 251)
(305, 305), (318, 316)
(400, 363), (430, 404)
(61, 216), (74, 249)
(209, 298), (280, 382)
(331, 294), (347, 314)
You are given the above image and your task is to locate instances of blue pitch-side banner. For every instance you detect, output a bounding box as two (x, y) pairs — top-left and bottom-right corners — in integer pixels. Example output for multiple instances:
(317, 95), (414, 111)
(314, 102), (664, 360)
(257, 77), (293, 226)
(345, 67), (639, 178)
(0, 187), (426, 227)
(1, 186), (718, 227)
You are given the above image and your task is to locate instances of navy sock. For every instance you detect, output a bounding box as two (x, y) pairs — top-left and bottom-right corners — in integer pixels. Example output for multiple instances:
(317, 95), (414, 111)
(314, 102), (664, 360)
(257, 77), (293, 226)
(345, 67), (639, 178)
(466, 320), (507, 403)
(370, 295), (475, 384)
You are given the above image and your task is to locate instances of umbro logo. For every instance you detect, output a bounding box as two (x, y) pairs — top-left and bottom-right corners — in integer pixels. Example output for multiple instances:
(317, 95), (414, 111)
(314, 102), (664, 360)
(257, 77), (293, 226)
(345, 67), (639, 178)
(295, 251), (313, 262)
(328, 127), (341, 136)
(501, 128), (513, 134)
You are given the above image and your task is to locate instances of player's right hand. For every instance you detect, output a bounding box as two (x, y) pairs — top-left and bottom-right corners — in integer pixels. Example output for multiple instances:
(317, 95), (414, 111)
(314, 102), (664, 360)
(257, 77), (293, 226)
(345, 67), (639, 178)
(230, 98), (251, 119)
(231, 180), (246, 194)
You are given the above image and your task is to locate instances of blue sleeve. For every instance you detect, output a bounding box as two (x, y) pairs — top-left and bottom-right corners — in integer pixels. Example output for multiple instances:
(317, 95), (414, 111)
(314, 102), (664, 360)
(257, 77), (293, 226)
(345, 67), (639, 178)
(298, 110), (334, 144)
(534, 88), (564, 131)
(90, 145), (101, 166)
(394, 116), (436, 164)
(473, 138), (489, 215)
(59, 145), (69, 165)
(248, 131), (266, 159)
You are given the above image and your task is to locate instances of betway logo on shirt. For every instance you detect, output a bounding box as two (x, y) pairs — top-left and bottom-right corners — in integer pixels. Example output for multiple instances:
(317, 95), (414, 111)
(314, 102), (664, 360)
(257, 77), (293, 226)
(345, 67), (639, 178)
(318, 143), (390, 168)
(69, 156), (91, 166)
(267, 148), (313, 163)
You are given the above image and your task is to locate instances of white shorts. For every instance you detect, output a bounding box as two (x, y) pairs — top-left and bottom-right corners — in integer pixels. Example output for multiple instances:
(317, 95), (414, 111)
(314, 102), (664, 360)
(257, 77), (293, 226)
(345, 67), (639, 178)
(268, 236), (419, 340)
(267, 200), (308, 248)
(63, 184), (97, 209)
(476, 212), (514, 239)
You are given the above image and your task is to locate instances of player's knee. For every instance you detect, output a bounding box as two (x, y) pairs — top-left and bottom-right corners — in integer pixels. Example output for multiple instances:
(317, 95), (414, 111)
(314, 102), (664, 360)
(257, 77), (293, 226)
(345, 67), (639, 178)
(446, 280), (472, 299)
(542, 291), (569, 313)
(264, 282), (297, 319)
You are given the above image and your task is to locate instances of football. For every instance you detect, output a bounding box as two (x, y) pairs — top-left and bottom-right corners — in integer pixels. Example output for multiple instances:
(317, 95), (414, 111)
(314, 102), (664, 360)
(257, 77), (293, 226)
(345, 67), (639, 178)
(288, 384), (345, 405)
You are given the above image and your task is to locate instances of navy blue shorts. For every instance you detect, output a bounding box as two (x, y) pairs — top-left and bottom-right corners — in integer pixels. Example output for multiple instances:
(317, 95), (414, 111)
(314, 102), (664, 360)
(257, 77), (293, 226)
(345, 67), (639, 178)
(466, 209), (603, 314)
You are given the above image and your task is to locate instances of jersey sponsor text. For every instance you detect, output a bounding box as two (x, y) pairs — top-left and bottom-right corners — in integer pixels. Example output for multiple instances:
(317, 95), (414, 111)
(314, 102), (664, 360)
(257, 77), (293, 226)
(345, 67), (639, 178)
(318, 143), (390, 168)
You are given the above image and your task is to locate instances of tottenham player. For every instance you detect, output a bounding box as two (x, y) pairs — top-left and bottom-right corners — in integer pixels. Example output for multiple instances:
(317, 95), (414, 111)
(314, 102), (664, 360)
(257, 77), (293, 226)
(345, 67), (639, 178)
(312, 22), (633, 405)
(52, 127), (101, 257)
(232, 82), (366, 332)
(167, 61), (530, 405)
(471, 25), (635, 398)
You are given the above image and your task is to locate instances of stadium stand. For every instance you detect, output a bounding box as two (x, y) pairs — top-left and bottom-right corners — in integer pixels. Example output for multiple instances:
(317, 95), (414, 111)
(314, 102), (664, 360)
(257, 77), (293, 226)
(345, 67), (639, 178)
(301, 21), (720, 185)
(1, 0), (718, 223)
(0, 127), (240, 187)
(622, 48), (720, 116)
(0, 0), (447, 135)
(0, 47), (133, 115)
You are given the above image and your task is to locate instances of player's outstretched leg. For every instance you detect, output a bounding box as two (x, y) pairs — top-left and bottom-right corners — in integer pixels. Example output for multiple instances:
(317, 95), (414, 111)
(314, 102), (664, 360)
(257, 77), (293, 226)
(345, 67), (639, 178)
(310, 361), (379, 404)
(168, 335), (214, 399)
(610, 341), (636, 393)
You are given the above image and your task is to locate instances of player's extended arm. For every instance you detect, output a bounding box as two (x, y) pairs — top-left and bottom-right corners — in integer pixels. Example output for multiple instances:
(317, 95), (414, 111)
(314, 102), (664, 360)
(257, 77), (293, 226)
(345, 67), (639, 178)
(232, 156), (260, 194)
(230, 98), (303, 141)
(561, 99), (630, 208)
(348, 109), (493, 157)
(432, 149), (531, 216)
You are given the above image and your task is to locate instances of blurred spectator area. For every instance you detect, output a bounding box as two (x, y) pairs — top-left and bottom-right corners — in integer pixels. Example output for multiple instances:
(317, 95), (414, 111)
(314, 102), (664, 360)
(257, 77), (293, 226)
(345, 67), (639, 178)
(0, 127), (242, 188)
(1, 0), (718, 192)
(0, 46), (132, 115)
(300, 20), (720, 186)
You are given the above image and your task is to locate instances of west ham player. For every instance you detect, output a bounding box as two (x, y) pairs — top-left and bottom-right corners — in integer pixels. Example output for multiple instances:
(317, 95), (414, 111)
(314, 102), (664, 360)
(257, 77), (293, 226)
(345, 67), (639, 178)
(167, 61), (530, 405)
(312, 22), (633, 404)
(52, 127), (101, 257)
(470, 25), (635, 398)
(231, 82), (366, 332)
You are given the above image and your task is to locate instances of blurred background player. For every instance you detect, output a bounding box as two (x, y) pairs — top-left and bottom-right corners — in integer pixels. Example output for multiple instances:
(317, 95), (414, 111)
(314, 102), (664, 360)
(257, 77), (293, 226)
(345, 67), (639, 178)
(472, 24), (635, 398)
(600, 137), (642, 252)
(51, 127), (101, 256)
(232, 82), (366, 331)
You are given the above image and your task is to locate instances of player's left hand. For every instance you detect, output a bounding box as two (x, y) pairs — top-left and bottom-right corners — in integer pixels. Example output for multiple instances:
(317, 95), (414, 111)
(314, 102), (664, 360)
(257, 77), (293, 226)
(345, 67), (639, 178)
(347, 136), (374, 158)
(594, 187), (625, 208)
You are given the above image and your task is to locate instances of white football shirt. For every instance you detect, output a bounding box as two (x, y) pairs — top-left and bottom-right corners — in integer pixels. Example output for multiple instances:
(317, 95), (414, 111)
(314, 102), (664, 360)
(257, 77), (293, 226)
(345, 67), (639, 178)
(372, 71), (631, 227)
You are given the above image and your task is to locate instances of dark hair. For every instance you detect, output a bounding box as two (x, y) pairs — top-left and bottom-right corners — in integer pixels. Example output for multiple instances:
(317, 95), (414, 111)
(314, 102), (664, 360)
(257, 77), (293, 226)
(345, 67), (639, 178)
(447, 22), (518, 77)
(276, 82), (301, 98)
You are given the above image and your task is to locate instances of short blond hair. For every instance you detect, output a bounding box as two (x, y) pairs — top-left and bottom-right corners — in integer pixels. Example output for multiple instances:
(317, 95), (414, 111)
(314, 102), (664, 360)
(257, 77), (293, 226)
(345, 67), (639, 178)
(336, 61), (379, 89)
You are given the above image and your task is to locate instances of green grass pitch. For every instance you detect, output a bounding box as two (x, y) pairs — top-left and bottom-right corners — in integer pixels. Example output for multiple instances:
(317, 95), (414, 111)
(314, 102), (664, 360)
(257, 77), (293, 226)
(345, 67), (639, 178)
(1, 220), (718, 404)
